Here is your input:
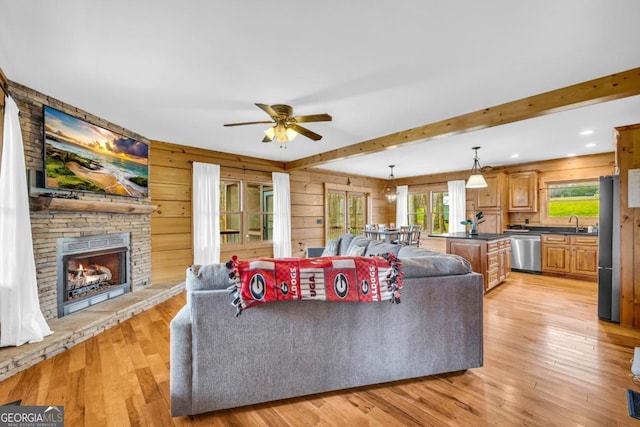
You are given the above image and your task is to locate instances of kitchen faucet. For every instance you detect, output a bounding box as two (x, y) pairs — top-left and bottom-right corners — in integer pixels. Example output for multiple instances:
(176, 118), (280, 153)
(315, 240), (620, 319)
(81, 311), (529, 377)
(569, 215), (579, 232)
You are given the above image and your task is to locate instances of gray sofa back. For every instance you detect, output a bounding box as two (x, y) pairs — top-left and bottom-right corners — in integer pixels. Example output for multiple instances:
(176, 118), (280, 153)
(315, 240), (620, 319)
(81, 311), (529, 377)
(172, 269), (483, 416)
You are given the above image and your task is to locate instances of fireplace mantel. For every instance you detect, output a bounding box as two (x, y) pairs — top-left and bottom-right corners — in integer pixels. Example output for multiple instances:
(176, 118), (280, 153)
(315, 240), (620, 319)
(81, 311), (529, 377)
(30, 195), (157, 214)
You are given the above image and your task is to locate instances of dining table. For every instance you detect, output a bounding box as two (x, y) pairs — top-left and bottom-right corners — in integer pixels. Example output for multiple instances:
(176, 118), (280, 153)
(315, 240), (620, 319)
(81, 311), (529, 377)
(366, 229), (409, 244)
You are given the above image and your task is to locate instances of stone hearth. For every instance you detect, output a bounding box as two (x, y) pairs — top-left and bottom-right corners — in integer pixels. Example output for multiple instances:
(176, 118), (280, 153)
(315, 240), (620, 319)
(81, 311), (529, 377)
(0, 280), (184, 382)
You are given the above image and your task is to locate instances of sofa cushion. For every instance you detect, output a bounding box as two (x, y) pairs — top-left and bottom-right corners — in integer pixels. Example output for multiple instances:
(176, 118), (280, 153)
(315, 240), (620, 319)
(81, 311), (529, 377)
(345, 236), (371, 255)
(398, 246), (440, 258)
(346, 245), (366, 256)
(186, 264), (232, 292)
(365, 240), (402, 257)
(338, 234), (357, 255)
(400, 254), (472, 278)
(321, 237), (340, 257)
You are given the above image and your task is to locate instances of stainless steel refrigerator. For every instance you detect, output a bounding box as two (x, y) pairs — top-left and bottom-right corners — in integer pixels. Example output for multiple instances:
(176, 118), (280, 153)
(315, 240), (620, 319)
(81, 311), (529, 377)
(598, 175), (620, 322)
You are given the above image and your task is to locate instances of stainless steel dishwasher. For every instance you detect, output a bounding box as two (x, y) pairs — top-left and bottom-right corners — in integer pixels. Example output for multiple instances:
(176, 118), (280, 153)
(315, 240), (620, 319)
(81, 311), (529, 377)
(510, 233), (541, 273)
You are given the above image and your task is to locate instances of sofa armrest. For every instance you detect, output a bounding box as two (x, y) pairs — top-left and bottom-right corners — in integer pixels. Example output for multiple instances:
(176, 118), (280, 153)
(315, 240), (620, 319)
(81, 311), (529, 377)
(170, 305), (193, 416)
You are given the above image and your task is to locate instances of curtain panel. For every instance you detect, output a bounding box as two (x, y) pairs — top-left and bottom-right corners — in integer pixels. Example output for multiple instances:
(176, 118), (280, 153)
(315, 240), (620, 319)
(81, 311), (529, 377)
(0, 96), (52, 347)
(192, 162), (220, 265)
(448, 180), (467, 233)
(272, 172), (292, 258)
(396, 185), (409, 227)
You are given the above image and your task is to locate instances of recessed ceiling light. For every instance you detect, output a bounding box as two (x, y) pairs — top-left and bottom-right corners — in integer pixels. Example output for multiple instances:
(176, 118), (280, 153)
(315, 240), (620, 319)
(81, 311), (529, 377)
(585, 143), (597, 148)
(511, 154), (519, 158)
(579, 130), (594, 136)
(567, 153), (576, 157)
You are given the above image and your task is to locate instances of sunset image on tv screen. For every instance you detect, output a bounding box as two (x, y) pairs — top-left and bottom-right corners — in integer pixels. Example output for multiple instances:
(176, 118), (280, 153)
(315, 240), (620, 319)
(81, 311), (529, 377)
(43, 105), (149, 197)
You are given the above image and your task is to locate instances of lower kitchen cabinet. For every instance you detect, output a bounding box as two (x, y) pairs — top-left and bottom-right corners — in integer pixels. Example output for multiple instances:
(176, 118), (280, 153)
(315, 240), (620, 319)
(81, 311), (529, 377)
(541, 234), (598, 281)
(446, 236), (511, 292)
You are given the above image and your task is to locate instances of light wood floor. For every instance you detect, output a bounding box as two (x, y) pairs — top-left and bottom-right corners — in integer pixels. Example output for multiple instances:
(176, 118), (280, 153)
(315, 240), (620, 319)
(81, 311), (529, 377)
(2, 272), (640, 426)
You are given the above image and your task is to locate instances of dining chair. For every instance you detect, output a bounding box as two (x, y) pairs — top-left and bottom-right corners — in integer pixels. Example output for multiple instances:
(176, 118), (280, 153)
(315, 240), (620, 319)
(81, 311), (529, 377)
(408, 225), (422, 247)
(364, 224), (377, 240)
(393, 225), (412, 245)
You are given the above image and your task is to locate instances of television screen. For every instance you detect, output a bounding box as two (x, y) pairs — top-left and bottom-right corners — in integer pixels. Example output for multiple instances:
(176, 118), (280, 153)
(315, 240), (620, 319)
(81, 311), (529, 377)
(43, 105), (149, 198)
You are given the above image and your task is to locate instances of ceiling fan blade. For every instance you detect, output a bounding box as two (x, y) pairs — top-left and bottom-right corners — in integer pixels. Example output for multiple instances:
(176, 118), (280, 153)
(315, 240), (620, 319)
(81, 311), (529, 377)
(255, 103), (279, 118)
(292, 113), (332, 123)
(262, 135), (272, 143)
(223, 121), (273, 127)
(290, 123), (322, 141)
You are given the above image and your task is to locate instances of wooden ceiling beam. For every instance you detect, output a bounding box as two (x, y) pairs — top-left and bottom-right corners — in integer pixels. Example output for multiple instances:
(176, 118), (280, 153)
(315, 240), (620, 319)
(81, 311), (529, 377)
(284, 67), (640, 171)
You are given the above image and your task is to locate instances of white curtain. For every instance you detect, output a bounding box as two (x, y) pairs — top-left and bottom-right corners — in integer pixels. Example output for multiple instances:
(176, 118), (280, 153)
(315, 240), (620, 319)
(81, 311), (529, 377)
(395, 185), (409, 227)
(272, 172), (291, 258)
(0, 96), (52, 347)
(192, 162), (220, 265)
(448, 180), (467, 233)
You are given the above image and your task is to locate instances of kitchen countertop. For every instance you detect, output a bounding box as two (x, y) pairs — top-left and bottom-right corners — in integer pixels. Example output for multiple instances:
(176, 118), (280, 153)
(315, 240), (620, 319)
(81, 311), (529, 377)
(428, 232), (510, 240)
(504, 226), (598, 236)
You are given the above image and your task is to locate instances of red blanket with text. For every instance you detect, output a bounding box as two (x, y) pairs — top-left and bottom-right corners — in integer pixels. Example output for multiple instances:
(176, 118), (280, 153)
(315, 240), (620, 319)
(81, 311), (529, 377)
(227, 254), (403, 316)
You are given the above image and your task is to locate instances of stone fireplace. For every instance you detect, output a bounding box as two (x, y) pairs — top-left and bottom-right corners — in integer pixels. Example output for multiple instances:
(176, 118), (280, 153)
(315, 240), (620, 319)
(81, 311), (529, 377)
(5, 81), (154, 320)
(57, 233), (131, 317)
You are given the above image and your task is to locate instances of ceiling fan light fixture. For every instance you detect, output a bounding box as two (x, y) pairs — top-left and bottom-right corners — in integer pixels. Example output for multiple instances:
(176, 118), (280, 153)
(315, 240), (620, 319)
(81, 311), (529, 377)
(466, 146), (488, 189)
(265, 123), (298, 145)
(285, 126), (297, 141)
(264, 126), (276, 140)
(225, 103), (330, 145)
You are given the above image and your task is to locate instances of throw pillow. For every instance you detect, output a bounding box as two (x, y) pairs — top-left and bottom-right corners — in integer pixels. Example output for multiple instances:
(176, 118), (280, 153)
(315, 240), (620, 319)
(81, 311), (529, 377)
(321, 237), (340, 257)
(346, 245), (366, 256)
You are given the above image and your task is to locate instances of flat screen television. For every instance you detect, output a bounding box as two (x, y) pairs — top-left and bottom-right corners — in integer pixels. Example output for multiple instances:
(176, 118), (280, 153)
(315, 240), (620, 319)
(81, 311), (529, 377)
(43, 105), (149, 198)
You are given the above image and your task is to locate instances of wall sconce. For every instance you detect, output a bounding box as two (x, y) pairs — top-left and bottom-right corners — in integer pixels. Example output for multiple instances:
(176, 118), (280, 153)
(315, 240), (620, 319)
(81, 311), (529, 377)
(465, 146), (488, 189)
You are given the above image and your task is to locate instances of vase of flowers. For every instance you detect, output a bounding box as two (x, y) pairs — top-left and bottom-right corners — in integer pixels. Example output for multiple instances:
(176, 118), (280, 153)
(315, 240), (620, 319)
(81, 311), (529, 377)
(460, 211), (485, 235)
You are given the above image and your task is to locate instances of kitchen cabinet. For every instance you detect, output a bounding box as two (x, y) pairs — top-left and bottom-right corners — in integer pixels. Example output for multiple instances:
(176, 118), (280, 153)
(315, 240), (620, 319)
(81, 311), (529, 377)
(508, 171), (538, 212)
(467, 173), (508, 234)
(446, 235), (511, 292)
(541, 234), (598, 281)
(474, 173), (506, 209)
(476, 210), (504, 235)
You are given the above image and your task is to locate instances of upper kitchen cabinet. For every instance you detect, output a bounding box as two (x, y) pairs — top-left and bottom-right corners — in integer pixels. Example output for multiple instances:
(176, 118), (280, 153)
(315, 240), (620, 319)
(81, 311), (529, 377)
(508, 171), (538, 212)
(474, 173), (506, 209)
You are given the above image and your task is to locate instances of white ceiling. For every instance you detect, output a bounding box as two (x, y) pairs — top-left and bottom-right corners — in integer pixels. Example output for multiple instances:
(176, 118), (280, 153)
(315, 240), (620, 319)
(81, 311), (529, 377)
(1, 0), (639, 179)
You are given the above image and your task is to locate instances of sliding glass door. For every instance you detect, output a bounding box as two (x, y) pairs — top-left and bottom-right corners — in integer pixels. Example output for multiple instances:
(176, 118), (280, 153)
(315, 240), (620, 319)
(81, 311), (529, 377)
(327, 190), (367, 241)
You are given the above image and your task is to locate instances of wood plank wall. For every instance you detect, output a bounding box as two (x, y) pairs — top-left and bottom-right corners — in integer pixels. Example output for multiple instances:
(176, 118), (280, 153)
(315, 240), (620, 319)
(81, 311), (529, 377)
(149, 141), (391, 283)
(615, 124), (640, 328)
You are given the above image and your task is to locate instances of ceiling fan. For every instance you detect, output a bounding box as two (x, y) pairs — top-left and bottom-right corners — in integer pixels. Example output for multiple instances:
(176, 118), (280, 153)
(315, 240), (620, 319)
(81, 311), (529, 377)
(223, 103), (332, 144)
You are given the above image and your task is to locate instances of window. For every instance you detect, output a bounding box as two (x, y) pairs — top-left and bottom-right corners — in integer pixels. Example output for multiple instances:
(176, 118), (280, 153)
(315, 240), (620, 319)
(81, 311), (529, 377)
(547, 180), (599, 217)
(408, 190), (449, 234)
(220, 179), (273, 244)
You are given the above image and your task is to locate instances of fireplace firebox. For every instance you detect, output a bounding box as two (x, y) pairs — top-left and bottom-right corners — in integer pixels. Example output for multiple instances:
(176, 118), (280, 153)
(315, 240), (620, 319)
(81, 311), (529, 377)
(57, 233), (131, 317)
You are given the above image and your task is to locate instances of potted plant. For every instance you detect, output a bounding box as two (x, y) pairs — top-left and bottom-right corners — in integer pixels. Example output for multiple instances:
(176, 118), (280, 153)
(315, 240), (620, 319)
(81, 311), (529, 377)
(461, 211), (485, 235)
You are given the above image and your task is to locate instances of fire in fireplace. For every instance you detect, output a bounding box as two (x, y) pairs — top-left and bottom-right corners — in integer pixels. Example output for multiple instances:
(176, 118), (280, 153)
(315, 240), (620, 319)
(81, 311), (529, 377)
(57, 233), (131, 317)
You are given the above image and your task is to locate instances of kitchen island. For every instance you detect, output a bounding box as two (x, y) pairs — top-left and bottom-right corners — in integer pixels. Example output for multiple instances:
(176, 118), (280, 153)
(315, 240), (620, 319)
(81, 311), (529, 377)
(429, 232), (511, 292)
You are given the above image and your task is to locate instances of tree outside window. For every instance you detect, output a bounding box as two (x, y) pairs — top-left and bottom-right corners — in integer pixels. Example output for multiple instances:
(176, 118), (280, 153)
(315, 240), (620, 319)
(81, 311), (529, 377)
(408, 190), (449, 234)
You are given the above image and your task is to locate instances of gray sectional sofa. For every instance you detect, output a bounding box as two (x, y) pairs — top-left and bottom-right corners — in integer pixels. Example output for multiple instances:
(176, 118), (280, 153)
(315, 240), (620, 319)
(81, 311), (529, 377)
(170, 234), (484, 416)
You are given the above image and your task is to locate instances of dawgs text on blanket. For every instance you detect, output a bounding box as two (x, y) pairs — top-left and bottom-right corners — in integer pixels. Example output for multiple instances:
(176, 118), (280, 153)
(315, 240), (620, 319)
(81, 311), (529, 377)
(227, 254), (403, 316)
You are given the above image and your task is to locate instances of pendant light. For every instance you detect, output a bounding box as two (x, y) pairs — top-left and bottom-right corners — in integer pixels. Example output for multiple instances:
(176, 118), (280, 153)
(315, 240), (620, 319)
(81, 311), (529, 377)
(384, 165), (398, 203)
(465, 146), (488, 189)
